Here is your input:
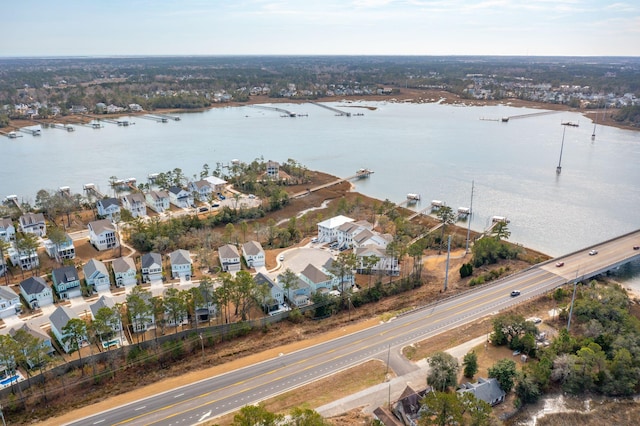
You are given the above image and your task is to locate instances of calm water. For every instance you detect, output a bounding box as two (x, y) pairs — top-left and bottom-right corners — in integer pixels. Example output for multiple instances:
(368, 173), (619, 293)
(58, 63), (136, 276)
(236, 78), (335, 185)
(1, 101), (639, 266)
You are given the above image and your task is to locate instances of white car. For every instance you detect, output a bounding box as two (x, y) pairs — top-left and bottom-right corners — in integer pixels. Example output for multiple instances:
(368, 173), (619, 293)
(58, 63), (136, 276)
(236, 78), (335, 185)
(279, 254), (285, 261)
(589, 249), (598, 256)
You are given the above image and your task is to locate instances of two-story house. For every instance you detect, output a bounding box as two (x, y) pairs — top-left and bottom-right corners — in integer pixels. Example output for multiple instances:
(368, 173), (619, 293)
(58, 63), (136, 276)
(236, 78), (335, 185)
(88, 219), (119, 251)
(7, 244), (39, 271)
(44, 233), (76, 261)
(168, 186), (194, 209)
(112, 256), (137, 288)
(0, 286), (21, 319)
(169, 249), (192, 280)
(89, 295), (124, 349)
(141, 252), (163, 282)
(218, 244), (241, 272)
(299, 264), (335, 294)
(121, 193), (147, 218)
(253, 272), (284, 314)
(9, 323), (55, 360)
(203, 175), (227, 193)
(50, 306), (87, 353)
(0, 218), (16, 242)
(52, 266), (82, 299)
(19, 276), (54, 310)
(145, 190), (170, 213)
(83, 259), (111, 293)
(96, 198), (121, 221)
(336, 220), (374, 249)
(241, 240), (265, 268)
(188, 180), (214, 202)
(355, 246), (399, 276)
(317, 215), (354, 244)
(19, 212), (46, 237)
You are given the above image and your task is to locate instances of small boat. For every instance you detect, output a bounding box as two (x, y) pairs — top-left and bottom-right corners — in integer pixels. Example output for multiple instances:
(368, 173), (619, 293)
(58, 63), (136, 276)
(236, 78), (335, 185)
(406, 193), (420, 203)
(561, 121), (579, 127)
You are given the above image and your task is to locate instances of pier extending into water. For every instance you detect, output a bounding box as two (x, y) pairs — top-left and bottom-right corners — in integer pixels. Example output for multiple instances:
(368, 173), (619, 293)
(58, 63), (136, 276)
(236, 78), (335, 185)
(309, 102), (354, 117)
(501, 110), (561, 122)
(292, 169), (374, 198)
(249, 105), (299, 117)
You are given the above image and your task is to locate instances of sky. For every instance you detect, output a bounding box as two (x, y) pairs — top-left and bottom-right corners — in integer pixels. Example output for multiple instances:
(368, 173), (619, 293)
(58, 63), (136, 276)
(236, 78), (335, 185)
(1, 0), (639, 57)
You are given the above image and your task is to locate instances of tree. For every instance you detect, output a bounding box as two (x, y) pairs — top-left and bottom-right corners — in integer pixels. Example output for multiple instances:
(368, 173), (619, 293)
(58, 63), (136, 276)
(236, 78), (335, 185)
(462, 350), (478, 379)
(232, 404), (283, 426)
(491, 221), (511, 241)
(419, 391), (463, 426)
(0, 334), (19, 392)
(279, 268), (298, 305)
(286, 407), (331, 425)
(0, 239), (10, 285)
(126, 287), (152, 343)
(164, 287), (187, 333)
(515, 373), (541, 405)
(330, 251), (358, 306)
(361, 254), (380, 289)
(89, 306), (118, 351)
(62, 318), (88, 363)
(427, 351), (459, 392)
(47, 226), (68, 264)
(197, 277), (215, 325)
(488, 358), (517, 393)
(436, 205), (455, 254)
(15, 232), (40, 277)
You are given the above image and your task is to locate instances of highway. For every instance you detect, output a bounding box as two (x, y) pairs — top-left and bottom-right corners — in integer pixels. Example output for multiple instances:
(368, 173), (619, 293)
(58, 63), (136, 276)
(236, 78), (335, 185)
(66, 230), (640, 425)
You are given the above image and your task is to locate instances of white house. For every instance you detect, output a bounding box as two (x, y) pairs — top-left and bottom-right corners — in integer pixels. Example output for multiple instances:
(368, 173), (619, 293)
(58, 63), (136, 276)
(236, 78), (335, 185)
(336, 220), (374, 249)
(19, 276), (54, 310)
(112, 257), (137, 288)
(169, 249), (192, 280)
(241, 241), (265, 268)
(317, 215), (354, 243)
(83, 259), (111, 293)
(0, 286), (21, 319)
(18, 213), (46, 237)
(88, 219), (119, 251)
(352, 229), (393, 249)
(44, 233), (76, 260)
(96, 198), (121, 220)
(188, 180), (214, 201)
(121, 193), (147, 218)
(89, 295), (124, 349)
(218, 244), (241, 272)
(49, 305), (87, 353)
(203, 175), (228, 193)
(355, 246), (399, 276)
(7, 244), (39, 271)
(141, 252), (163, 282)
(0, 218), (16, 242)
(145, 190), (170, 213)
(168, 186), (194, 208)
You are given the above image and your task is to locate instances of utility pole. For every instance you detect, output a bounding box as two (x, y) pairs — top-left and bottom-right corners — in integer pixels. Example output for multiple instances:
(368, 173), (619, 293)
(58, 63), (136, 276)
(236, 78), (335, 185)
(567, 269), (580, 332)
(444, 235), (452, 291)
(465, 180), (474, 255)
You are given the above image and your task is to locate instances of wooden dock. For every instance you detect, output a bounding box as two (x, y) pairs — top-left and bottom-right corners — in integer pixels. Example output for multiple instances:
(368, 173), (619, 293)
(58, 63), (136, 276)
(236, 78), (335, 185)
(309, 102), (353, 117)
(292, 169), (374, 198)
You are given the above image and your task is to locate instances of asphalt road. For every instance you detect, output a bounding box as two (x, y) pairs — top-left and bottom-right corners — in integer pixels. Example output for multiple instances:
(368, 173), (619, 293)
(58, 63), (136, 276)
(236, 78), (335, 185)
(65, 230), (640, 426)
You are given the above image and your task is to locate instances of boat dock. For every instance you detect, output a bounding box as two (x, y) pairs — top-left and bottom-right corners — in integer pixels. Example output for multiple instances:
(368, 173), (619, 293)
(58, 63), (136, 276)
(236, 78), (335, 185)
(309, 102), (353, 117)
(4, 195), (24, 213)
(355, 168), (374, 179)
(501, 110), (561, 122)
(292, 169), (374, 198)
(83, 114), (132, 126)
(153, 113), (181, 121)
(12, 126), (41, 136)
(0, 131), (22, 139)
(83, 183), (106, 200)
(249, 105), (298, 117)
(138, 115), (169, 123)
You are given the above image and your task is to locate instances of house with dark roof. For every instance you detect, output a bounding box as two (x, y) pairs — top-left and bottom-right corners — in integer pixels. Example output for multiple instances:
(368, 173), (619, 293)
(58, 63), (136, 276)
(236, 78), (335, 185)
(88, 219), (119, 251)
(458, 377), (505, 406)
(19, 276), (53, 309)
(51, 265), (81, 299)
(96, 197), (121, 220)
(83, 259), (111, 293)
(169, 249), (192, 280)
(49, 305), (87, 353)
(373, 385), (431, 426)
(168, 186), (194, 209)
(112, 256), (137, 287)
(141, 252), (163, 282)
(0, 218), (16, 242)
(18, 212), (46, 237)
(241, 240), (265, 268)
(218, 244), (241, 272)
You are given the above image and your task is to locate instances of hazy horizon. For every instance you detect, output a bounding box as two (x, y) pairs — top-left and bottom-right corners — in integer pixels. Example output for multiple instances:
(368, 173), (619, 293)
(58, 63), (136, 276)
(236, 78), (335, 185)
(3, 0), (639, 57)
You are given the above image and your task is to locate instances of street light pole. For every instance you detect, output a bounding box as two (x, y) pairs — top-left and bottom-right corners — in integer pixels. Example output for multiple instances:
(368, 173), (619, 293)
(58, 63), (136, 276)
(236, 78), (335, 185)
(199, 333), (204, 363)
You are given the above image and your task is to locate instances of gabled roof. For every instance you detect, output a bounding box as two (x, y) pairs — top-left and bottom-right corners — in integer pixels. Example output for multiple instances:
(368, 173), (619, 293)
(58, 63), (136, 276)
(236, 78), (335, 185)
(52, 266), (79, 284)
(355, 246), (387, 257)
(83, 258), (108, 277)
(90, 295), (116, 318)
(300, 264), (330, 284)
(19, 276), (49, 295)
(88, 219), (115, 235)
(10, 322), (51, 343)
(254, 272), (278, 290)
(219, 244), (239, 259)
(458, 377), (505, 405)
(123, 192), (145, 204)
(190, 180), (213, 190)
(0, 218), (14, 229)
(169, 249), (191, 265)
(49, 305), (76, 332)
(242, 240), (263, 256)
(168, 186), (188, 195)
(19, 212), (45, 226)
(112, 256), (135, 274)
(98, 198), (120, 209)
(147, 190), (168, 200)
(0, 285), (18, 301)
(317, 215), (354, 229)
(141, 252), (162, 268)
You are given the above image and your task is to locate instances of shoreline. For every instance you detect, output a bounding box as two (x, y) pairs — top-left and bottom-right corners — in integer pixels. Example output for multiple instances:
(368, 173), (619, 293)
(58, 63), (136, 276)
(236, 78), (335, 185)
(6, 88), (638, 133)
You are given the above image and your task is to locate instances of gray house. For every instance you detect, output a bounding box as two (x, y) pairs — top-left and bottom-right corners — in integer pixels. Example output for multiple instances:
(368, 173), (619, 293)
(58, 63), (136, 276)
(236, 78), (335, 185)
(19, 276), (54, 309)
(50, 305), (87, 353)
(218, 244), (241, 272)
(141, 252), (163, 282)
(83, 259), (111, 293)
(89, 295), (124, 349)
(52, 266), (82, 299)
(458, 377), (506, 406)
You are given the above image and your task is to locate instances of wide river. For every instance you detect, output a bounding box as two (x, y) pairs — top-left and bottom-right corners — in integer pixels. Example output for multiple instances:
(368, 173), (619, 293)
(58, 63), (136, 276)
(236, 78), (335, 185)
(1, 101), (639, 284)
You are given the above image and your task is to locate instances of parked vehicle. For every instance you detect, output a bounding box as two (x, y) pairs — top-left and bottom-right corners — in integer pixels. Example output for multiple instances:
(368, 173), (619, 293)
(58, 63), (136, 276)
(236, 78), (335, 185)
(555, 261), (564, 267)
(589, 249), (598, 256)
